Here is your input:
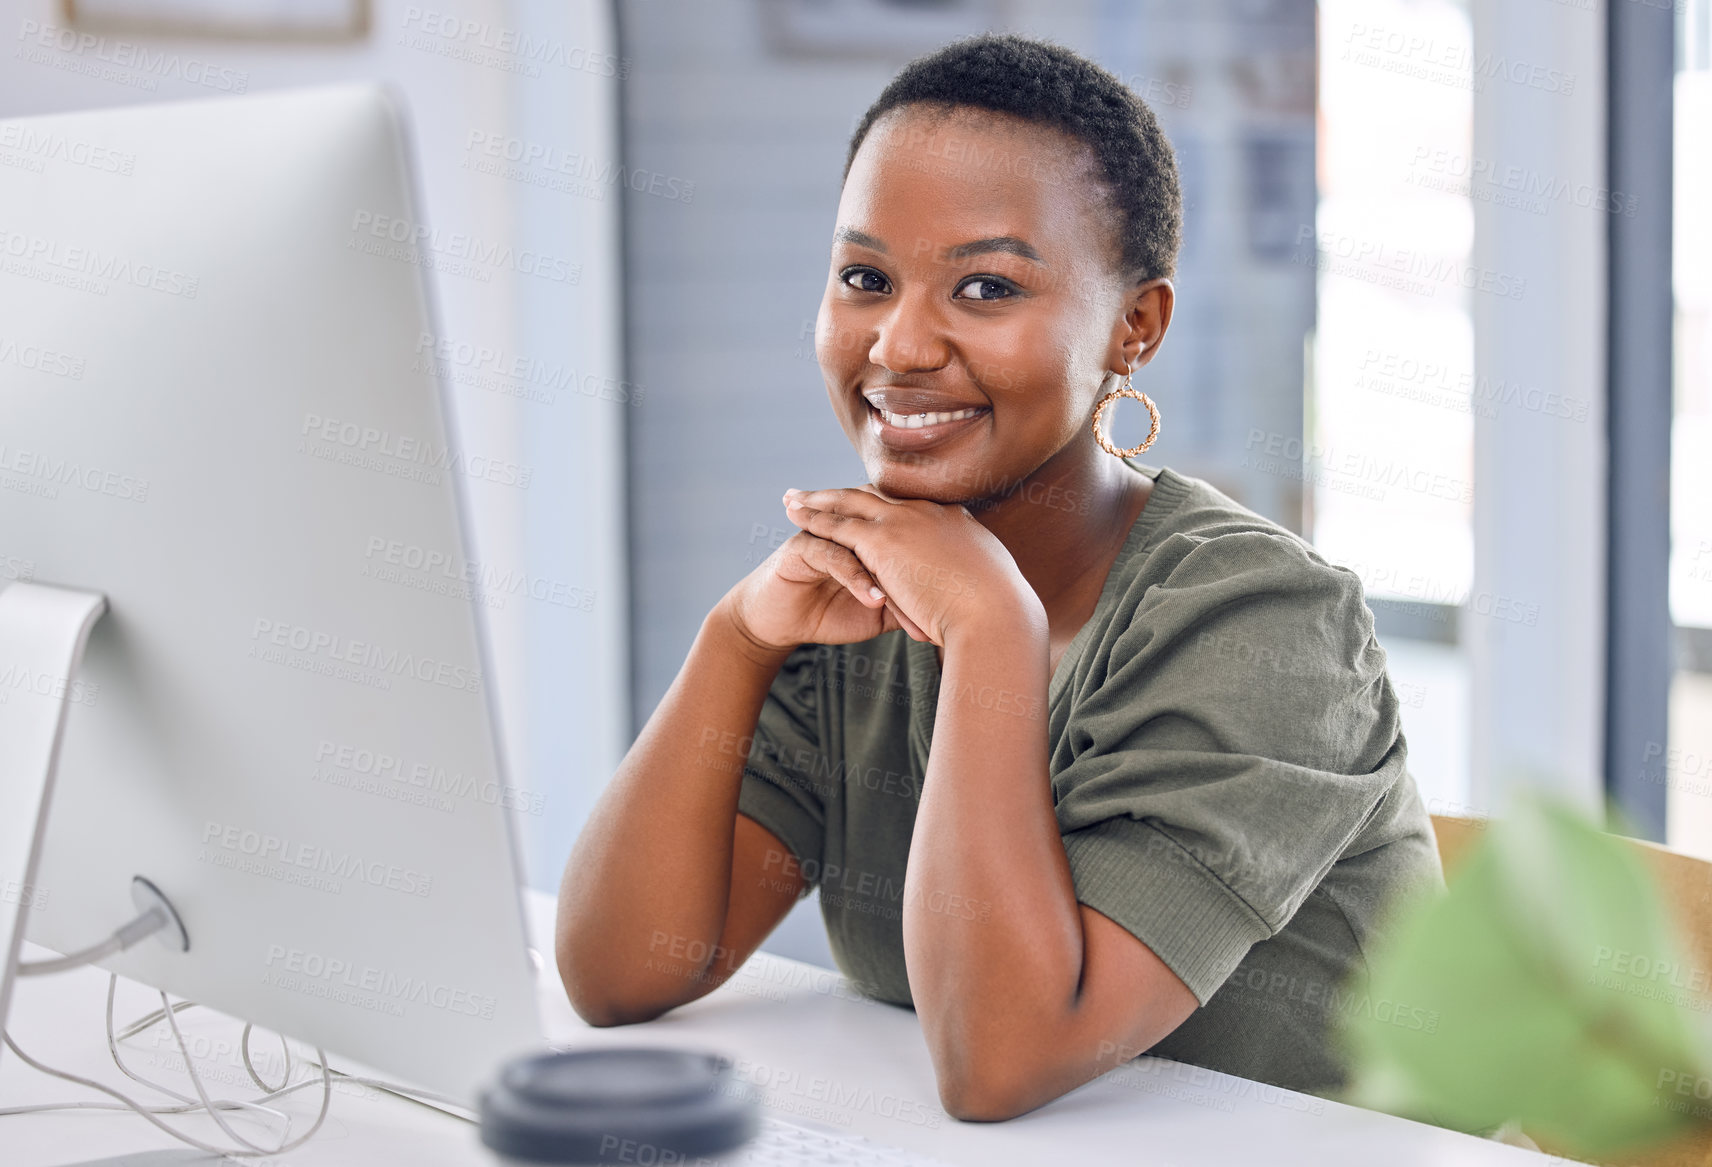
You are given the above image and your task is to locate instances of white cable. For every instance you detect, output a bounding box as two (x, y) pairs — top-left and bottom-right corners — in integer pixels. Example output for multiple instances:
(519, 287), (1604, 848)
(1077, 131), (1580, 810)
(15, 933), (126, 977)
(158, 987), (331, 1154)
(113, 998), (198, 1043)
(322, 1073), (475, 1120)
(3, 977), (469, 1144)
(0, 1092), (292, 1119)
(104, 977), (291, 1127)
(16, 905), (168, 977)
(239, 1020), (471, 1120)
(232, 1011), (471, 1119)
(149, 994), (468, 1127)
(240, 1022), (291, 1094)
(0, 984), (252, 1122)
(6, 988), (461, 1122)
(0, 977), (331, 1156)
(1, 1029), (331, 1157)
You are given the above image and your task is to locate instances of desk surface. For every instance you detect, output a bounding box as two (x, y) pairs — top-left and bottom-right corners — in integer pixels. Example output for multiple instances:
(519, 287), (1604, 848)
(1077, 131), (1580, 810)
(1, 890), (1559, 1166)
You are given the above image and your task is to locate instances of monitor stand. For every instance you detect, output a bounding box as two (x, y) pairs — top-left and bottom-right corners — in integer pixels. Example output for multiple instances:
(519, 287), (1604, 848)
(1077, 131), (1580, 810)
(0, 581), (108, 1063)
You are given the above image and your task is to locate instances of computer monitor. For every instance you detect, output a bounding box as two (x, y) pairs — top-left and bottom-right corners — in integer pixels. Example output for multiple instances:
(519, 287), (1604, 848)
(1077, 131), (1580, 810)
(0, 83), (543, 1102)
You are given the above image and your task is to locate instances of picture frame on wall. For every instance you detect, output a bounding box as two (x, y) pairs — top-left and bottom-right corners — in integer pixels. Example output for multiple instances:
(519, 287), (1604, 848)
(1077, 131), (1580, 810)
(62, 0), (370, 42)
(760, 0), (1006, 60)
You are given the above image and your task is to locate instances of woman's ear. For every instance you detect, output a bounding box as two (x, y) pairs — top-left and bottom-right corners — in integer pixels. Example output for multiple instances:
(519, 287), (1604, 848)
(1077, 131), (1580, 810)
(1108, 278), (1175, 376)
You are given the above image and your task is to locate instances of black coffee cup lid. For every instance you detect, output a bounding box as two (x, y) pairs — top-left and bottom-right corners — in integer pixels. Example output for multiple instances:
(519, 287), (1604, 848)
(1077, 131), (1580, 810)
(479, 1047), (760, 1163)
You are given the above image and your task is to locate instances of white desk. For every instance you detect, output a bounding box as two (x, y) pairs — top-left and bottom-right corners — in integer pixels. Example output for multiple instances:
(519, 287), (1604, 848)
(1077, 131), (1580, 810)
(1, 890), (1561, 1166)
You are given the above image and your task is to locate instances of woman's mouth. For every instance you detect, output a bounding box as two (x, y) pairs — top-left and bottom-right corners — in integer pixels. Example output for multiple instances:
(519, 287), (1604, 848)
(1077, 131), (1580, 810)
(865, 401), (990, 450)
(873, 405), (984, 428)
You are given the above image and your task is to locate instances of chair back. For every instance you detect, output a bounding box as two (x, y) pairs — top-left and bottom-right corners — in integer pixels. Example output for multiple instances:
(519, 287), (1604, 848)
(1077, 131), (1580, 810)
(1428, 814), (1712, 1167)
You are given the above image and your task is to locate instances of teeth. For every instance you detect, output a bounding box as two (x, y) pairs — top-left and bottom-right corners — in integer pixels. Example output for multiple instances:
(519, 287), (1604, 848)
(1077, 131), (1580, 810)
(874, 405), (983, 429)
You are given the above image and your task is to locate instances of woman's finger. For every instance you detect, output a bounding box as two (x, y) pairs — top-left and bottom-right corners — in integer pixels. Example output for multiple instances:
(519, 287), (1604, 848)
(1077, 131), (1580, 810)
(781, 491), (937, 642)
(783, 486), (891, 522)
(797, 533), (887, 608)
(885, 598), (929, 641)
(783, 497), (869, 556)
(871, 595), (925, 641)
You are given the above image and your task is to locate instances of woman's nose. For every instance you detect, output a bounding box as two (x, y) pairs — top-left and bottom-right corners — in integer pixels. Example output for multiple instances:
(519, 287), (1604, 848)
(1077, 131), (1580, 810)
(867, 291), (951, 374)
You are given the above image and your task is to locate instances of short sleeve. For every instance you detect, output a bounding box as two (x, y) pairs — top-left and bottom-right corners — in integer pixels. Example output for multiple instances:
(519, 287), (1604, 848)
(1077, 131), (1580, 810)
(1052, 530), (1406, 1003)
(736, 643), (829, 890)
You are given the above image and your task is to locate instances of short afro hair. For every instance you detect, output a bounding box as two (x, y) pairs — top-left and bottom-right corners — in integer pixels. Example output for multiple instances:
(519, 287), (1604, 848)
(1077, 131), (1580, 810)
(843, 33), (1183, 284)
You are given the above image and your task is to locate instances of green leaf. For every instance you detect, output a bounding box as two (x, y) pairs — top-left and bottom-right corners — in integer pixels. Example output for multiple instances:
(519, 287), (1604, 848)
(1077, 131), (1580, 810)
(1339, 793), (1712, 1157)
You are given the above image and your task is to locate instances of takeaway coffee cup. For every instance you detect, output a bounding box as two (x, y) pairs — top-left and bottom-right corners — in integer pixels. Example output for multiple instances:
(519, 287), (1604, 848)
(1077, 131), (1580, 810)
(478, 1047), (760, 1165)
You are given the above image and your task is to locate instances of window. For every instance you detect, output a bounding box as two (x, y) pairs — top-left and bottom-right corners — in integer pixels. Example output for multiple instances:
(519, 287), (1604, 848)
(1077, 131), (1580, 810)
(1313, 0), (1475, 813)
(1666, 0), (1712, 855)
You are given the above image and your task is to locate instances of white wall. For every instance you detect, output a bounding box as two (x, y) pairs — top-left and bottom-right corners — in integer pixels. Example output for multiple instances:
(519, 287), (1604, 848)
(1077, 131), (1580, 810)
(0, 0), (629, 889)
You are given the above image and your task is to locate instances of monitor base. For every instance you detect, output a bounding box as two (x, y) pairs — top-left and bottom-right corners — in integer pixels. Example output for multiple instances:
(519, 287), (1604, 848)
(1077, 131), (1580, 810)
(0, 581), (108, 1055)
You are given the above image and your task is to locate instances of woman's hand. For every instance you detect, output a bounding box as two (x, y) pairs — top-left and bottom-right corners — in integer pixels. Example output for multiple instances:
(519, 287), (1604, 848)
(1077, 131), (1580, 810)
(778, 485), (1042, 648)
(721, 523), (924, 657)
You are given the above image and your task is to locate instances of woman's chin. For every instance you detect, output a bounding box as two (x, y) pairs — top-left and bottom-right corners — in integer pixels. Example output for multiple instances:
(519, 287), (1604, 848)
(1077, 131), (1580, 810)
(863, 463), (994, 508)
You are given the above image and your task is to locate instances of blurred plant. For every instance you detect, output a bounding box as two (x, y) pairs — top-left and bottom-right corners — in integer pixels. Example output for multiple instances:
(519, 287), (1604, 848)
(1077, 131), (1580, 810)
(1340, 792), (1712, 1159)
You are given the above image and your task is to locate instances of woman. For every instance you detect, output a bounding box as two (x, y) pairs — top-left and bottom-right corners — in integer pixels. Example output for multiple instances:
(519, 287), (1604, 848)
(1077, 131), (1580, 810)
(555, 33), (1443, 1122)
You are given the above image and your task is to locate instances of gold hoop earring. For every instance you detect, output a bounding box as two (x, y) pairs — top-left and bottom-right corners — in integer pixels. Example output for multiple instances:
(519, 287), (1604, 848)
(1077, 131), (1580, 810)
(1091, 374), (1160, 457)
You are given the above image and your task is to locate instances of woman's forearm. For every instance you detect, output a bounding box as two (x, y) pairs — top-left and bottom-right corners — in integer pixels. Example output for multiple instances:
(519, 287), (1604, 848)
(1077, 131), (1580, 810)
(901, 601), (1090, 1108)
(554, 596), (792, 1024)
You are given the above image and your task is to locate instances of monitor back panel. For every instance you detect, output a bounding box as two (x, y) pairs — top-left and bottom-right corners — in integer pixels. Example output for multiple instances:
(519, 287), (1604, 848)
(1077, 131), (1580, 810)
(0, 84), (541, 1101)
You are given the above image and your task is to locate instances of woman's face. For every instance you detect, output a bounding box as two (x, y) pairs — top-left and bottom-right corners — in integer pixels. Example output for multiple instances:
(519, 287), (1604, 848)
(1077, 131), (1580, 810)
(817, 105), (1158, 504)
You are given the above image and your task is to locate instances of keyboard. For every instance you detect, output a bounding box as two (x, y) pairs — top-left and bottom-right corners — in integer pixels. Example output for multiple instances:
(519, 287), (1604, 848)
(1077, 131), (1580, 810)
(734, 1114), (954, 1165)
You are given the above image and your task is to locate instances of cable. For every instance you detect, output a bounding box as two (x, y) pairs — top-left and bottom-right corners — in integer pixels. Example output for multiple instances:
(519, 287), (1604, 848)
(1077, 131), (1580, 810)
(321, 1073), (475, 1121)
(104, 977), (291, 1128)
(0, 1029), (331, 1157)
(113, 998), (198, 1043)
(0, 977), (332, 1156)
(240, 1022), (291, 1094)
(15, 933), (127, 978)
(232, 1009), (472, 1119)
(234, 1022), (474, 1122)
(159, 987), (330, 1154)
(0, 877), (347, 1152)
(15, 902), (170, 977)
(2, 975), (470, 1146)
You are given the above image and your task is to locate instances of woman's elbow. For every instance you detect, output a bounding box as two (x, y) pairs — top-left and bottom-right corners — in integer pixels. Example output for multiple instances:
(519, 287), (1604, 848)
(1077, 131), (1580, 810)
(554, 933), (672, 1028)
(570, 996), (666, 1029)
(557, 961), (673, 1029)
(934, 1061), (1043, 1123)
(937, 1079), (1032, 1123)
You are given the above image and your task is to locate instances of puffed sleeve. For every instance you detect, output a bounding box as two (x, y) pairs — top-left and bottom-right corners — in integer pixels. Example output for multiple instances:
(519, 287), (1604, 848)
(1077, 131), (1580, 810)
(1050, 529), (1407, 1003)
(736, 643), (829, 890)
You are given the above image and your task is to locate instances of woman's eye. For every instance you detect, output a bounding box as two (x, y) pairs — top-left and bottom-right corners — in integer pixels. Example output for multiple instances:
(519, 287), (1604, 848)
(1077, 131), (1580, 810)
(955, 276), (1016, 301)
(840, 267), (890, 294)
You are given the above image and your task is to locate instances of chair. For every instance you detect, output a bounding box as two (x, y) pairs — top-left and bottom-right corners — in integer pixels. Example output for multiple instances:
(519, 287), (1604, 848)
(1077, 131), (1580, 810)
(1430, 815), (1712, 1167)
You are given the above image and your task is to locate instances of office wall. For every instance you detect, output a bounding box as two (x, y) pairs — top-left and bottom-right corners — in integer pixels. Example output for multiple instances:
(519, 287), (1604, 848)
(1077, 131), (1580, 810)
(0, 0), (628, 891)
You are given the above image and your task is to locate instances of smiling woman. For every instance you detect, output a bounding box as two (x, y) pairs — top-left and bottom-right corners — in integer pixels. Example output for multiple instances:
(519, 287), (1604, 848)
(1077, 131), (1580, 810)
(554, 33), (1444, 1123)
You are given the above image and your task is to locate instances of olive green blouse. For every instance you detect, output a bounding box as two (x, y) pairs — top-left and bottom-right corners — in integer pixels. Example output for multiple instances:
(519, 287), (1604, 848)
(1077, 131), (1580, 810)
(736, 462), (1445, 1094)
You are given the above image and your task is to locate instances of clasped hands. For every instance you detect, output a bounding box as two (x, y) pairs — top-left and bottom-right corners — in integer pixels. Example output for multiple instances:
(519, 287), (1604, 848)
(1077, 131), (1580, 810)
(723, 482), (1043, 660)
